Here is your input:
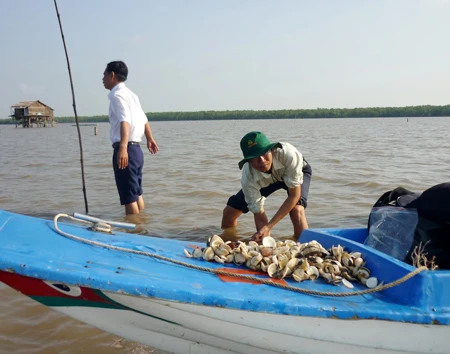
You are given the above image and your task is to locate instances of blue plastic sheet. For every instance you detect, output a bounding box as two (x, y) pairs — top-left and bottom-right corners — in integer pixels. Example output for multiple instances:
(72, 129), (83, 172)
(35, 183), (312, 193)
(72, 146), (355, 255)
(365, 207), (418, 261)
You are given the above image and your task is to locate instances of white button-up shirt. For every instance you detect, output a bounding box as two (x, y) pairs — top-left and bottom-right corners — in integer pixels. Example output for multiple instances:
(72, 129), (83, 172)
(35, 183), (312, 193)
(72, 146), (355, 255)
(241, 142), (307, 213)
(108, 82), (147, 144)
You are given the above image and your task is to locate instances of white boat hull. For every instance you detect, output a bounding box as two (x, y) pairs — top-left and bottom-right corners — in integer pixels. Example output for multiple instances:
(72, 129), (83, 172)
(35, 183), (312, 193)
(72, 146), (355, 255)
(52, 292), (447, 354)
(1, 210), (448, 354)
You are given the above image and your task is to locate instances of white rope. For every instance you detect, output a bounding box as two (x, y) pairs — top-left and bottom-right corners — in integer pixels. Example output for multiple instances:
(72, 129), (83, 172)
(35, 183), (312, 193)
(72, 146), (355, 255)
(54, 213), (148, 253)
(52, 213), (427, 297)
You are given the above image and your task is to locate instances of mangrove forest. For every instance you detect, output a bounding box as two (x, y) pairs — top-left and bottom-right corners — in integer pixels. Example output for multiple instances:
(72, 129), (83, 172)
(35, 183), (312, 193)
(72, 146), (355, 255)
(1, 104), (449, 124)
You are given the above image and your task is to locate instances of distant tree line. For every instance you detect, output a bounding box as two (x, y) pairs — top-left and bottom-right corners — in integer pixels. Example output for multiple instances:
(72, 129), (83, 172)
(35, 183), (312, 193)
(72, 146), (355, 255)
(1, 104), (449, 124)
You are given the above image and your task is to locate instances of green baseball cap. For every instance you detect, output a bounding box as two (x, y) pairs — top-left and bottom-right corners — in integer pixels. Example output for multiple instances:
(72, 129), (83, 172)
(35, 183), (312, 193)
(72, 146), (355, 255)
(238, 131), (281, 170)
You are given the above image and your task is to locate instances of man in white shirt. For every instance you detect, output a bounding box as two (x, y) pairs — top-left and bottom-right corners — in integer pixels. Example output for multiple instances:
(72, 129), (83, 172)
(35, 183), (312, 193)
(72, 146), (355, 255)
(103, 61), (158, 215)
(221, 131), (312, 241)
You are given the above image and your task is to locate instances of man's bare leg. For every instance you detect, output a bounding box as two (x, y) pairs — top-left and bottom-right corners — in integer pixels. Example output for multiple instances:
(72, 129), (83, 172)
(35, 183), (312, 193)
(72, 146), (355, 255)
(137, 195), (145, 211)
(221, 206), (243, 242)
(289, 205), (309, 241)
(125, 201), (140, 215)
(221, 205), (242, 228)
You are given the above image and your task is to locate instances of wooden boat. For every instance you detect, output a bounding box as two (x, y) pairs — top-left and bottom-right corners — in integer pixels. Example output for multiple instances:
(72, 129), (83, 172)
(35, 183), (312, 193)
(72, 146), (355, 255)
(0, 209), (448, 354)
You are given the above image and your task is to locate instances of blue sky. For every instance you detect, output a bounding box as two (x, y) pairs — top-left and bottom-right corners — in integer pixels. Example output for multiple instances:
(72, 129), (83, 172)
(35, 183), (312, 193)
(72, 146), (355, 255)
(1, 0), (449, 117)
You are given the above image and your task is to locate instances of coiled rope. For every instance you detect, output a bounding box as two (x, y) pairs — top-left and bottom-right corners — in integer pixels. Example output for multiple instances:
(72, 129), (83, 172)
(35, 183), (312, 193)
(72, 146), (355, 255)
(53, 213), (428, 297)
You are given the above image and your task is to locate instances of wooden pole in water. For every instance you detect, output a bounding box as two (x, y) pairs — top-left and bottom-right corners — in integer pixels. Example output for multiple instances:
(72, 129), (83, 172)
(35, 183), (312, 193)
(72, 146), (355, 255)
(54, 0), (89, 214)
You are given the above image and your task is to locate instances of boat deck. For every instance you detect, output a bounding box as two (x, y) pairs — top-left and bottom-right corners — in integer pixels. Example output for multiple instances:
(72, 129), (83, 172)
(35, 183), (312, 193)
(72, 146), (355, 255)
(0, 210), (449, 325)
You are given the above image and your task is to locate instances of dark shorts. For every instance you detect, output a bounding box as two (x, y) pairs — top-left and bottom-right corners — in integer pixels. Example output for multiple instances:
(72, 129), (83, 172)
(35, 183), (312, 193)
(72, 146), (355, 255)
(227, 163), (312, 214)
(112, 144), (144, 205)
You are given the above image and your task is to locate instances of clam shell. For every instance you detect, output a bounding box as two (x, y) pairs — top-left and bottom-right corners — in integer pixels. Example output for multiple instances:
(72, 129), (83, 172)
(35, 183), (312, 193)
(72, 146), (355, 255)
(208, 234), (224, 247)
(285, 240), (298, 248)
(342, 279), (354, 289)
(354, 257), (364, 268)
(306, 266), (319, 280)
(202, 247), (215, 261)
(281, 266), (292, 279)
(213, 245), (231, 256)
(260, 247), (273, 257)
(293, 268), (308, 282)
(332, 275), (343, 285)
(233, 252), (246, 265)
(302, 245), (329, 257)
(214, 255), (225, 264)
(248, 250), (260, 257)
(192, 248), (203, 258)
(247, 241), (259, 250)
(267, 263), (279, 278)
(260, 262), (269, 273)
(286, 258), (299, 271)
(366, 277), (378, 288)
(262, 236), (277, 248)
(250, 254), (263, 267)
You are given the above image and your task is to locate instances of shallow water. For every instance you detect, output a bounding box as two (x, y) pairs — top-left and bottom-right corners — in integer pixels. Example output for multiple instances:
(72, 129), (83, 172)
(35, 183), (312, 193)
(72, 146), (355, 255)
(0, 117), (448, 353)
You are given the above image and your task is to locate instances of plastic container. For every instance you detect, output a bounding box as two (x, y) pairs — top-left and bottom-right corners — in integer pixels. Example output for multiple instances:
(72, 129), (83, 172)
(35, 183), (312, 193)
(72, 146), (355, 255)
(364, 207), (418, 261)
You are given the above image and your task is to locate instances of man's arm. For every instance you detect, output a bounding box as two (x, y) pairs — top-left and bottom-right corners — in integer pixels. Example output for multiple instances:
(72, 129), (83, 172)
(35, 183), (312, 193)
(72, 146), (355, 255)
(252, 186), (300, 241)
(253, 210), (269, 232)
(144, 122), (159, 154)
(117, 121), (130, 169)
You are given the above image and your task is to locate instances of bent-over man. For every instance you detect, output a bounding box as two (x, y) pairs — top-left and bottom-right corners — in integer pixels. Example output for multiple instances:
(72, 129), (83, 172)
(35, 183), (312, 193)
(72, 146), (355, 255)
(222, 131), (312, 241)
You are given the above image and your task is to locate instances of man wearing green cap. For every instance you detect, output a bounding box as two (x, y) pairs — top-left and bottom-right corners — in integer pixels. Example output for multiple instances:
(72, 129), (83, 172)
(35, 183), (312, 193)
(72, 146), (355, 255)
(221, 131), (312, 241)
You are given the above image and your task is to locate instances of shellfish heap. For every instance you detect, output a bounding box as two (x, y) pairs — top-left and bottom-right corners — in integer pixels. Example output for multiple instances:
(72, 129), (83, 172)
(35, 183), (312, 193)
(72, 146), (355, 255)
(184, 235), (379, 289)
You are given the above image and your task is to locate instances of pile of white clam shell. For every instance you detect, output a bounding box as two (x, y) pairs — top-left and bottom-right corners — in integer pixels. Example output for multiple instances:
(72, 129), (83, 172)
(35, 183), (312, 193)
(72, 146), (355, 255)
(184, 235), (379, 289)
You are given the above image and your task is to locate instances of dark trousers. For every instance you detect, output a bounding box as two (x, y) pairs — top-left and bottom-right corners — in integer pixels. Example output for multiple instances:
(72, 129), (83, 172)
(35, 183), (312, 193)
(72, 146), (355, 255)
(227, 163), (312, 213)
(112, 144), (144, 205)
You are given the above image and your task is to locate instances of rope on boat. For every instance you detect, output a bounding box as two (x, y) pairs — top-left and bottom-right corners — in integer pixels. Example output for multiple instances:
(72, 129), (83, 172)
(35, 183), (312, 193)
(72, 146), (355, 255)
(53, 213), (428, 297)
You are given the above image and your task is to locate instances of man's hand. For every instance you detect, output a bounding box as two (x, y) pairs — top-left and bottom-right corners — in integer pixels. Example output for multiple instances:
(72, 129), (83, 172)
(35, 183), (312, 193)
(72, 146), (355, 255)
(147, 139), (159, 154)
(118, 146), (129, 169)
(251, 225), (271, 242)
(253, 186), (301, 241)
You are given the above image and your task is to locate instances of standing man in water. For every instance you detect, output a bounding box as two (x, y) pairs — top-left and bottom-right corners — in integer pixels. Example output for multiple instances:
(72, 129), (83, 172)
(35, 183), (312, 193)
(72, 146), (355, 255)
(103, 60), (158, 215)
(221, 131), (312, 241)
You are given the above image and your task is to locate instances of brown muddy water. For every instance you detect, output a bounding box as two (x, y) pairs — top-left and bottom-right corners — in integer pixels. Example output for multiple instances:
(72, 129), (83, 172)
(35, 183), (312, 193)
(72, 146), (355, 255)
(0, 117), (448, 353)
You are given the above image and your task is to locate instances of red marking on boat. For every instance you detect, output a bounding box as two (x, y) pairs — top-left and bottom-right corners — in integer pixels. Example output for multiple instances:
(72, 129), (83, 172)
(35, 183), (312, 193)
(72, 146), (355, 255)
(0, 270), (109, 303)
(216, 267), (288, 285)
(186, 244), (202, 249)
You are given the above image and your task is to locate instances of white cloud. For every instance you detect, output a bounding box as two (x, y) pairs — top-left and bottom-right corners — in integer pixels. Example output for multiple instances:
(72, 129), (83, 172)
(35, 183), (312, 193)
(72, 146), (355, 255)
(18, 83), (44, 95)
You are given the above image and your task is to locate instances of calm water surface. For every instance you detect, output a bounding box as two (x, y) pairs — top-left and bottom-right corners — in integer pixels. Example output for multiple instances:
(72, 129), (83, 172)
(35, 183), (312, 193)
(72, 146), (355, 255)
(0, 118), (449, 353)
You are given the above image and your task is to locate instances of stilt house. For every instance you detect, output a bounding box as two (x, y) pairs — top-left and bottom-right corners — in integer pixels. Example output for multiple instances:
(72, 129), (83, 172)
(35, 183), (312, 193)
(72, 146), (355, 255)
(10, 100), (54, 127)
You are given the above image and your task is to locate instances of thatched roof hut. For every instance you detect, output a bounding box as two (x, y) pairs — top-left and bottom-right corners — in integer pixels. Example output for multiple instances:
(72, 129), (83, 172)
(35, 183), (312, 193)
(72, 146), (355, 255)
(10, 100), (54, 127)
